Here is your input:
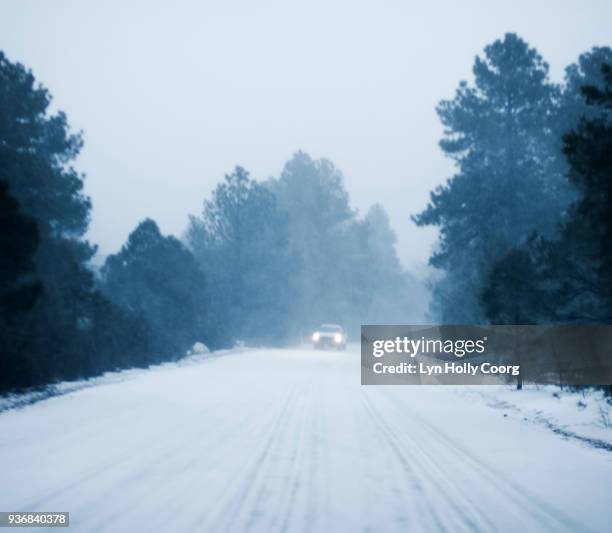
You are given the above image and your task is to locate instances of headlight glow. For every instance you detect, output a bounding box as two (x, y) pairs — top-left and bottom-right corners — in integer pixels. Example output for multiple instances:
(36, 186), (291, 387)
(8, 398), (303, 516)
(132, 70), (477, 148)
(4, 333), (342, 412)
(334, 333), (342, 343)
(312, 332), (320, 342)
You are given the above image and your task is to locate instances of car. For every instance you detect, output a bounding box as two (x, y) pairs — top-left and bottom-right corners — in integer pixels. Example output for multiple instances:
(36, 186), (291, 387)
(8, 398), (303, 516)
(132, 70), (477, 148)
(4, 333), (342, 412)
(312, 324), (347, 350)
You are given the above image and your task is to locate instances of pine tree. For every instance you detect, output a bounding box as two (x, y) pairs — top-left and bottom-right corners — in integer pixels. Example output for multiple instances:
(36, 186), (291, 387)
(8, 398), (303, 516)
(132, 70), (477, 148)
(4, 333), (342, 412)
(559, 63), (612, 321)
(0, 51), (151, 390)
(267, 152), (355, 330)
(0, 181), (42, 389)
(481, 63), (612, 325)
(187, 168), (295, 344)
(413, 34), (571, 323)
(103, 219), (209, 357)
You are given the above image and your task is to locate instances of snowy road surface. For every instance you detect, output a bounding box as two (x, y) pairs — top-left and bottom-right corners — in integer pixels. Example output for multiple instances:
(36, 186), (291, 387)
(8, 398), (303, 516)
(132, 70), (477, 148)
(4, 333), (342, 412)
(0, 347), (611, 532)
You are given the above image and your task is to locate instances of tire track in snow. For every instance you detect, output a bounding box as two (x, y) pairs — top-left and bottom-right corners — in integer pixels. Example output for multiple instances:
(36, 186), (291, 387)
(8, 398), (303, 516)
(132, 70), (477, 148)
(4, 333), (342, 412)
(360, 389), (486, 532)
(191, 384), (302, 533)
(358, 395), (425, 531)
(21, 393), (253, 517)
(301, 379), (331, 533)
(375, 388), (590, 533)
(262, 383), (310, 533)
(82, 399), (265, 533)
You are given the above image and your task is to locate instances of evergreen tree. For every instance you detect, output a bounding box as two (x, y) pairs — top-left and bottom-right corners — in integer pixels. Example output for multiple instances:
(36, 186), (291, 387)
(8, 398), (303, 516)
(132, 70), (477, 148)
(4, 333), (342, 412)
(555, 63), (612, 321)
(413, 34), (571, 323)
(351, 204), (418, 325)
(0, 51), (91, 241)
(560, 47), (612, 131)
(0, 51), (151, 391)
(0, 181), (41, 313)
(103, 219), (209, 356)
(481, 247), (541, 324)
(267, 152), (356, 330)
(482, 63), (612, 325)
(187, 168), (295, 345)
(0, 181), (42, 389)
(267, 153), (426, 334)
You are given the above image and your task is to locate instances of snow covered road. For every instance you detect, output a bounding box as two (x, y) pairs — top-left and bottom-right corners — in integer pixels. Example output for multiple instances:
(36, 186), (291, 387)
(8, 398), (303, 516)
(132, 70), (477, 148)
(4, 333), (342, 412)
(0, 347), (610, 532)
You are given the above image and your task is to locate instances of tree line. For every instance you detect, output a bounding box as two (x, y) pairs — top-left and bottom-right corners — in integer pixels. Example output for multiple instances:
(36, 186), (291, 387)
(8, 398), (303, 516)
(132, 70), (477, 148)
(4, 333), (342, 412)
(414, 34), (611, 389)
(415, 34), (611, 327)
(0, 51), (424, 393)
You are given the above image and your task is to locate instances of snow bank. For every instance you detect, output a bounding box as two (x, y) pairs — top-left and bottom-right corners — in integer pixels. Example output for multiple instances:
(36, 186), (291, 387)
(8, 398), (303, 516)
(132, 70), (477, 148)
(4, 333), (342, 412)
(459, 385), (612, 451)
(0, 347), (233, 414)
(186, 341), (210, 355)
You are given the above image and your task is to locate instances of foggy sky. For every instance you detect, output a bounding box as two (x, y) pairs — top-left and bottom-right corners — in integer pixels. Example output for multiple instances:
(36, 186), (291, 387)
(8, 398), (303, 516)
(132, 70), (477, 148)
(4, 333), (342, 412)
(1, 0), (610, 272)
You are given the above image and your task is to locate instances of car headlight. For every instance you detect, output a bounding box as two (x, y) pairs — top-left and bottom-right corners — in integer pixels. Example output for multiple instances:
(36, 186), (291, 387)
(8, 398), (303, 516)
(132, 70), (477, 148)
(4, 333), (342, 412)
(312, 332), (320, 342)
(334, 333), (342, 343)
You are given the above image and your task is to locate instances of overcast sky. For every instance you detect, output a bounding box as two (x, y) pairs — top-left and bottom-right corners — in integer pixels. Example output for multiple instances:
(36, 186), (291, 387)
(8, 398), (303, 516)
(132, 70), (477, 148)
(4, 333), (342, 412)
(1, 0), (610, 271)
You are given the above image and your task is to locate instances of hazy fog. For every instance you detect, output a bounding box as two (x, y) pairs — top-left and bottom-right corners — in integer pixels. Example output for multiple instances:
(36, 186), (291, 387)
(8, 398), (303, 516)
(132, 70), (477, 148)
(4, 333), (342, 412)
(1, 0), (610, 271)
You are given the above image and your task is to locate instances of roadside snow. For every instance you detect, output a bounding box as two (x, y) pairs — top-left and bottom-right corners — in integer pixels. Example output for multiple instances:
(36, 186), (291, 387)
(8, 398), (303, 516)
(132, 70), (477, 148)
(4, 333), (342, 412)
(458, 385), (612, 451)
(0, 348), (228, 414)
